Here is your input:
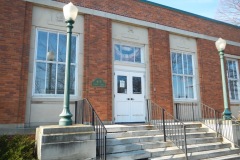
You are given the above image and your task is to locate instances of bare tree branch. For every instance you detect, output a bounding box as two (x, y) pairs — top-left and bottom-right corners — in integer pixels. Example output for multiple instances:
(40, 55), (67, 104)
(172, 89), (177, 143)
(216, 0), (240, 26)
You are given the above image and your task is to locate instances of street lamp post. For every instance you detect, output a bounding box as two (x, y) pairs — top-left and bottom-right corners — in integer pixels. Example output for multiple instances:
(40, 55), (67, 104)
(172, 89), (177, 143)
(215, 38), (232, 120)
(59, 2), (78, 126)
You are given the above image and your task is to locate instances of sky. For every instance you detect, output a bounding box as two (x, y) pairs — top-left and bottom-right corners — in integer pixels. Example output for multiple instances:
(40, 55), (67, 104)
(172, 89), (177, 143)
(147, 0), (219, 19)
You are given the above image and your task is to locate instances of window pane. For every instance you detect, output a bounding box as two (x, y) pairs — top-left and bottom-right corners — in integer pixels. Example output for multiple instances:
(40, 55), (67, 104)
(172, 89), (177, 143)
(48, 33), (57, 61)
(121, 45), (134, 62)
(70, 65), (75, 94)
(172, 53), (177, 74)
(185, 77), (194, 98)
(35, 62), (46, 94)
(183, 54), (188, 75)
(57, 64), (65, 94)
(114, 44), (121, 61)
(177, 76), (184, 98)
(227, 60), (230, 78)
(133, 77), (141, 94)
(58, 34), (67, 62)
(135, 47), (141, 63)
(46, 63), (56, 94)
(173, 75), (178, 98)
(37, 31), (47, 60)
(71, 36), (76, 63)
(117, 76), (127, 94)
(234, 80), (239, 100)
(177, 53), (183, 74)
(229, 80), (235, 100)
(233, 61), (237, 79)
(228, 61), (234, 78)
(187, 55), (193, 75)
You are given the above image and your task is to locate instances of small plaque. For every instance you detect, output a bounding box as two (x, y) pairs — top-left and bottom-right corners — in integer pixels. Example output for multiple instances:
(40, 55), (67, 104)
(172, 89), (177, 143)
(92, 78), (106, 87)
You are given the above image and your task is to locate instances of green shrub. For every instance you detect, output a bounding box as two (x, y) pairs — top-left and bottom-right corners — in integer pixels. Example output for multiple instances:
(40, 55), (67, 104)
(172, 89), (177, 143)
(0, 135), (36, 160)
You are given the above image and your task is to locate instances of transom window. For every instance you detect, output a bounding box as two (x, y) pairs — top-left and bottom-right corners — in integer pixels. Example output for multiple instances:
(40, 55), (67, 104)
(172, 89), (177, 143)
(34, 29), (78, 95)
(171, 51), (195, 99)
(227, 59), (240, 101)
(114, 44), (144, 63)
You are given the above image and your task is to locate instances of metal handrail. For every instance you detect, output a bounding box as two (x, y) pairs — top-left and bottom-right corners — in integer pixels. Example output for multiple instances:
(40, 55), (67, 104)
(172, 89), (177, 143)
(147, 100), (188, 159)
(175, 102), (201, 121)
(173, 102), (240, 148)
(201, 103), (240, 148)
(75, 98), (107, 160)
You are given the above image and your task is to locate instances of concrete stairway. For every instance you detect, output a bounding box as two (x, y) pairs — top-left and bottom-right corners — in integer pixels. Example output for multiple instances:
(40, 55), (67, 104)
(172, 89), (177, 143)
(105, 123), (240, 160)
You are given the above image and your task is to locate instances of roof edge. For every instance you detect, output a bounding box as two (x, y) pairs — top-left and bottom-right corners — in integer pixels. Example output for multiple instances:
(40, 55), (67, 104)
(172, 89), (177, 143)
(138, 0), (240, 29)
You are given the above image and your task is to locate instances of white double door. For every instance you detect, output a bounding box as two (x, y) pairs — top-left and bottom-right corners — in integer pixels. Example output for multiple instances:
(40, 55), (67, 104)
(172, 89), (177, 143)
(114, 71), (146, 123)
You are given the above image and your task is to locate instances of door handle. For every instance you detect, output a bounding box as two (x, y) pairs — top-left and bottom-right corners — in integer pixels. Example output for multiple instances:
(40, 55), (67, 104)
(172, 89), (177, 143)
(131, 98), (134, 100)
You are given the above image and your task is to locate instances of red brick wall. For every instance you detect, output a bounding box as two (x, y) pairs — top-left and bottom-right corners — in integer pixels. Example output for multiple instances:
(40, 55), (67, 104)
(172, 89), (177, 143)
(1, 0), (240, 125)
(55, 0), (240, 43)
(57, 0), (240, 115)
(149, 29), (173, 114)
(197, 39), (224, 112)
(0, 0), (32, 124)
(197, 40), (240, 112)
(83, 15), (112, 121)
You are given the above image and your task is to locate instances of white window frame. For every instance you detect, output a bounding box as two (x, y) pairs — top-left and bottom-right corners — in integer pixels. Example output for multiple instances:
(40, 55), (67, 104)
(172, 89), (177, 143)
(171, 50), (197, 101)
(113, 41), (145, 66)
(32, 28), (79, 97)
(226, 58), (240, 102)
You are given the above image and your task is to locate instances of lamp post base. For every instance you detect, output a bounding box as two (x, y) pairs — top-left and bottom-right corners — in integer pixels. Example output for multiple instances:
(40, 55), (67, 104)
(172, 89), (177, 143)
(59, 117), (72, 126)
(59, 108), (73, 126)
(222, 108), (232, 120)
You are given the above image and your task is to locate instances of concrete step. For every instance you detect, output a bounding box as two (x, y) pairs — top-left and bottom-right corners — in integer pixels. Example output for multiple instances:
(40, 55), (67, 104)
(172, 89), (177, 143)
(168, 132), (216, 139)
(107, 129), (161, 139)
(152, 123), (202, 129)
(149, 153), (186, 160)
(186, 148), (240, 159)
(203, 153), (240, 159)
(145, 146), (183, 157)
(106, 126), (209, 140)
(150, 148), (240, 160)
(165, 127), (208, 134)
(106, 135), (164, 146)
(105, 123), (202, 133)
(185, 127), (209, 133)
(167, 137), (223, 146)
(148, 142), (232, 159)
(106, 150), (151, 160)
(187, 142), (231, 153)
(186, 137), (223, 145)
(106, 124), (154, 133)
(107, 141), (173, 154)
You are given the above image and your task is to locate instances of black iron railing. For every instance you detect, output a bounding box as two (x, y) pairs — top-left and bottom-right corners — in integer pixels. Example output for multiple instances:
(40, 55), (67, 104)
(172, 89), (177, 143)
(75, 99), (107, 160)
(147, 100), (188, 159)
(201, 103), (240, 148)
(174, 102), (240, 148)
(175, 102), (201, 121)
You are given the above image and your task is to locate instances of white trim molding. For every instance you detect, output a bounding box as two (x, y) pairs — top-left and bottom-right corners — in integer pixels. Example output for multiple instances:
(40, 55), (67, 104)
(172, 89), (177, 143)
(25, 0), (240, 47)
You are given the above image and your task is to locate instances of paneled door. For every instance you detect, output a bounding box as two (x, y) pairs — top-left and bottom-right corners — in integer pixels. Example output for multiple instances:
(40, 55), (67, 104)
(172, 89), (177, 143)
(114, 71), (146, 123)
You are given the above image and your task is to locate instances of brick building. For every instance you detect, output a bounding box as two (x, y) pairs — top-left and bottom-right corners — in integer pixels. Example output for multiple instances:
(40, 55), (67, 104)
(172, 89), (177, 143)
(1, 0), (240, 128)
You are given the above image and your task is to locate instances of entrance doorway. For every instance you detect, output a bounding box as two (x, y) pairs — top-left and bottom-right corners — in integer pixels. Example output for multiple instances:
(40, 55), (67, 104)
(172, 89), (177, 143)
(114, 71), (146, 123)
